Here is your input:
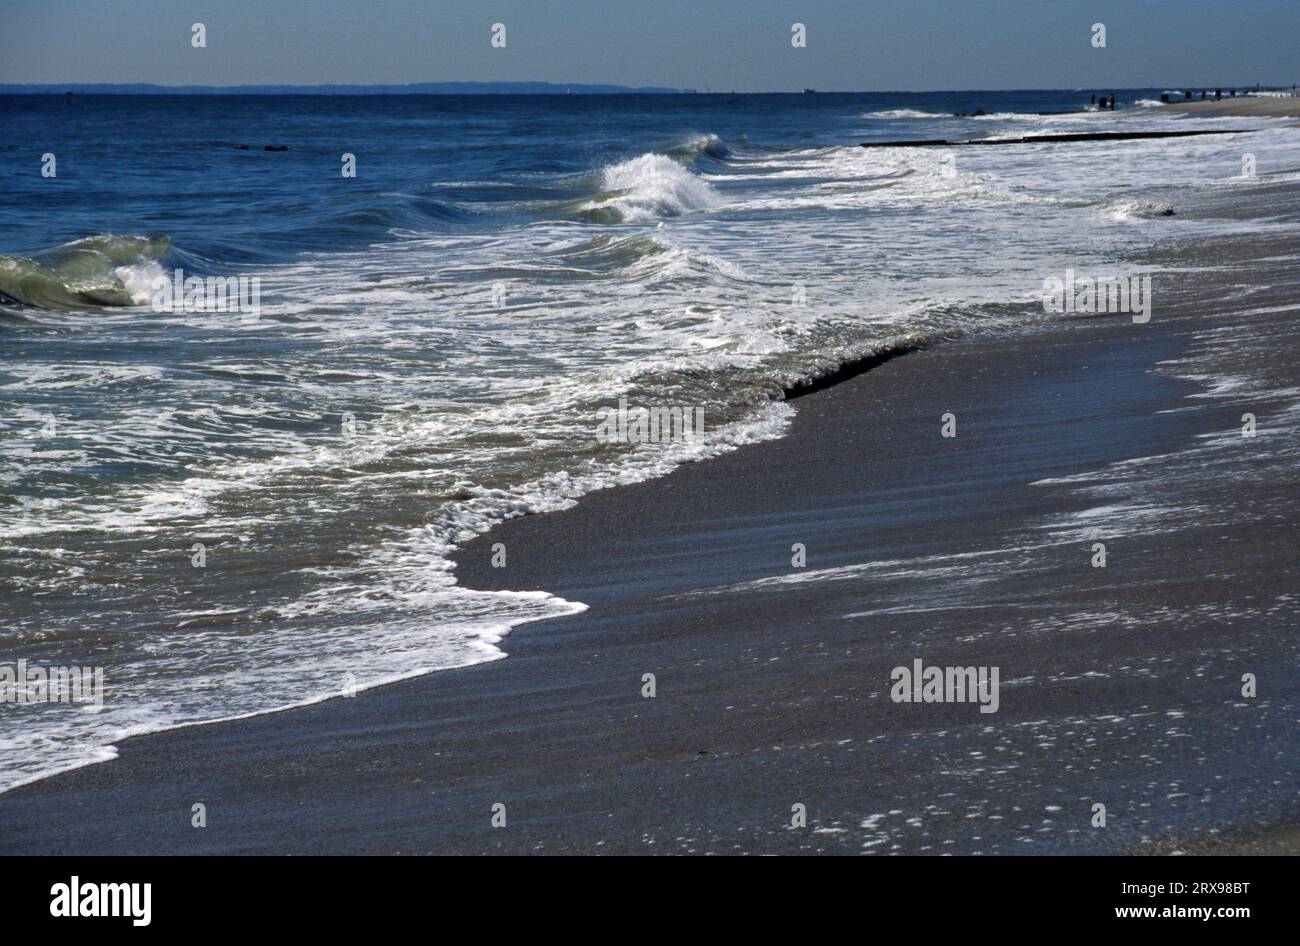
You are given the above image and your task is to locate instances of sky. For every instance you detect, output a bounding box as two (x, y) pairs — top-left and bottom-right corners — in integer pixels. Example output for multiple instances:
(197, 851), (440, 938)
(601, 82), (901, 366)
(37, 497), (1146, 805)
(1, 0), (1297, 92)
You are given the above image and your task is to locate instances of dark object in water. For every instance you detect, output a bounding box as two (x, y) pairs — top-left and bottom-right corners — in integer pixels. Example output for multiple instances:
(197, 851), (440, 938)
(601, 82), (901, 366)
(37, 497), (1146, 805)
(235, 144), (250, 150)
(953, 108), (987, 117)
(859, 129), (1251, 149)
(264, 145), (289, 152)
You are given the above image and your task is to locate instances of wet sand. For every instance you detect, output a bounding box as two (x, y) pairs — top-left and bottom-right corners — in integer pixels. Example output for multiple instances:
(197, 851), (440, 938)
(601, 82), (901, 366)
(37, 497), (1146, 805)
(1, 177), (1297, 854)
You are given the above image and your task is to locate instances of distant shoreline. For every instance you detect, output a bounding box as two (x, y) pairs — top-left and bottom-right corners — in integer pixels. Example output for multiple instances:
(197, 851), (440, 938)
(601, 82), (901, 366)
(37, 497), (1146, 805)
(1164, 96), (1300, 119)
(5, 83), (1296, 97)
(0, 81), (687, 96)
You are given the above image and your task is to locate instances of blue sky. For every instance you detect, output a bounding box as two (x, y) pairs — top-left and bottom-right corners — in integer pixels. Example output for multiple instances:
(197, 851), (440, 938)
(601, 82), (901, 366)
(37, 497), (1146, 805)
(2, 0), (1297, 91)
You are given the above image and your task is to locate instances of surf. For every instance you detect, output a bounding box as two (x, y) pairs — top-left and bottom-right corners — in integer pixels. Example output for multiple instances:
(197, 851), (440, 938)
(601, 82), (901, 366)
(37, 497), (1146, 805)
(0, 234), (173, 310)
(578, 152), (720, 222)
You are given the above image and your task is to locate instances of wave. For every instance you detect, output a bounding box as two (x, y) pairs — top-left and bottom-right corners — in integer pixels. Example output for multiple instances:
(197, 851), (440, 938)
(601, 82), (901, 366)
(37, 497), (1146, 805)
(319, 192), (473, 235)
(578, 152), (720, 222)
(783, 338), (930, 398)
(666, 133), (731, 160)
(862, 108), (947, 119)
(1104, 199), (1177, 222)
(545, 232), (743, 280)
(0, 234), (173, 310)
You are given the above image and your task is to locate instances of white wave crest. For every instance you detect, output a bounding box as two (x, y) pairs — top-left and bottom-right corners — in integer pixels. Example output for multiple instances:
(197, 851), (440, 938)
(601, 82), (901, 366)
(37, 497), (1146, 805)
(583, 153), (720, 222)
(862, 108), (947, 119)
(114, 259), (168, 305)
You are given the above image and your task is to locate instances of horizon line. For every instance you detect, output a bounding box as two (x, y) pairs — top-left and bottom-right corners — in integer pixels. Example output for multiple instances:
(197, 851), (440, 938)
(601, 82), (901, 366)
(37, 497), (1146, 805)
(1, 81), (1285, 97)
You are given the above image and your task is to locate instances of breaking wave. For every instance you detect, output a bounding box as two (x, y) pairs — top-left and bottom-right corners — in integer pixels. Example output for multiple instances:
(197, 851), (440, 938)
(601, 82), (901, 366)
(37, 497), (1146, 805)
(862, 108), (948, 119)
(578, 153), (720, 222)
(0, 234), (173, 310)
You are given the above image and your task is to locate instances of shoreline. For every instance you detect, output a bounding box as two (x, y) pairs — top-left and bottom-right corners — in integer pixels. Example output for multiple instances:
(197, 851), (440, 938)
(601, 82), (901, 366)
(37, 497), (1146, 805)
(4, 148), (1299, 854)
(3, 235), (1296, 851)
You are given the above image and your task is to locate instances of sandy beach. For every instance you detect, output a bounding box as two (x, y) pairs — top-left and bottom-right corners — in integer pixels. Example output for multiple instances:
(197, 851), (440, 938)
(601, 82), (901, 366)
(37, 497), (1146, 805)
(1166, 95), (1300, 119)
(2, 169), (1296, 854)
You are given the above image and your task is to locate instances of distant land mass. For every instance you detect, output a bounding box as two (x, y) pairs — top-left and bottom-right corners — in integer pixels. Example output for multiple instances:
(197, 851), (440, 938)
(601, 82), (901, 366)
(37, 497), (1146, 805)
(0, 81), (690, 95)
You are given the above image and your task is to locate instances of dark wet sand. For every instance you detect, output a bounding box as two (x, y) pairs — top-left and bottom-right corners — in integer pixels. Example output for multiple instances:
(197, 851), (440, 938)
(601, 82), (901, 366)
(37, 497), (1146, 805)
(2, 219), (1296, 854)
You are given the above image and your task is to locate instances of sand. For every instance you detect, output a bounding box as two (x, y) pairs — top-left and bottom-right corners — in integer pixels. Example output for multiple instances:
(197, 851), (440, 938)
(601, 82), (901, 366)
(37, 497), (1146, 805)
(1165, 96), (1300, 119)
(1, 179), (1297, 857)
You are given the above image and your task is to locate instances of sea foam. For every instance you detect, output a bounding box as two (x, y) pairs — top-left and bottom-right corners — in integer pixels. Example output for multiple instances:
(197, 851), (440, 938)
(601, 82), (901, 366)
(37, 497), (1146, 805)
(582, 153), (720, 222)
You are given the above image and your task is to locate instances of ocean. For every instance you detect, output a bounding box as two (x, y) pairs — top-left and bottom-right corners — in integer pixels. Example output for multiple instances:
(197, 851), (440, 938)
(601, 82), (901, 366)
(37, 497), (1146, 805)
(2, 88), (1297, 793)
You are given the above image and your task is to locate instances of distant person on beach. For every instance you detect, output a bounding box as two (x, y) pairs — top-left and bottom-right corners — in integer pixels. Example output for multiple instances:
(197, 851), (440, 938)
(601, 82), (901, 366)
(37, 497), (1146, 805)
(1108, 93), (1116, 110)
(1215, 89), (1222, 100)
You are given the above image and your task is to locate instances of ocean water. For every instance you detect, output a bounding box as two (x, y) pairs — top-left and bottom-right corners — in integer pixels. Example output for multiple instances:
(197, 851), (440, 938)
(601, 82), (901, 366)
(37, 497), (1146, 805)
(2, 89), (1297, 791)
